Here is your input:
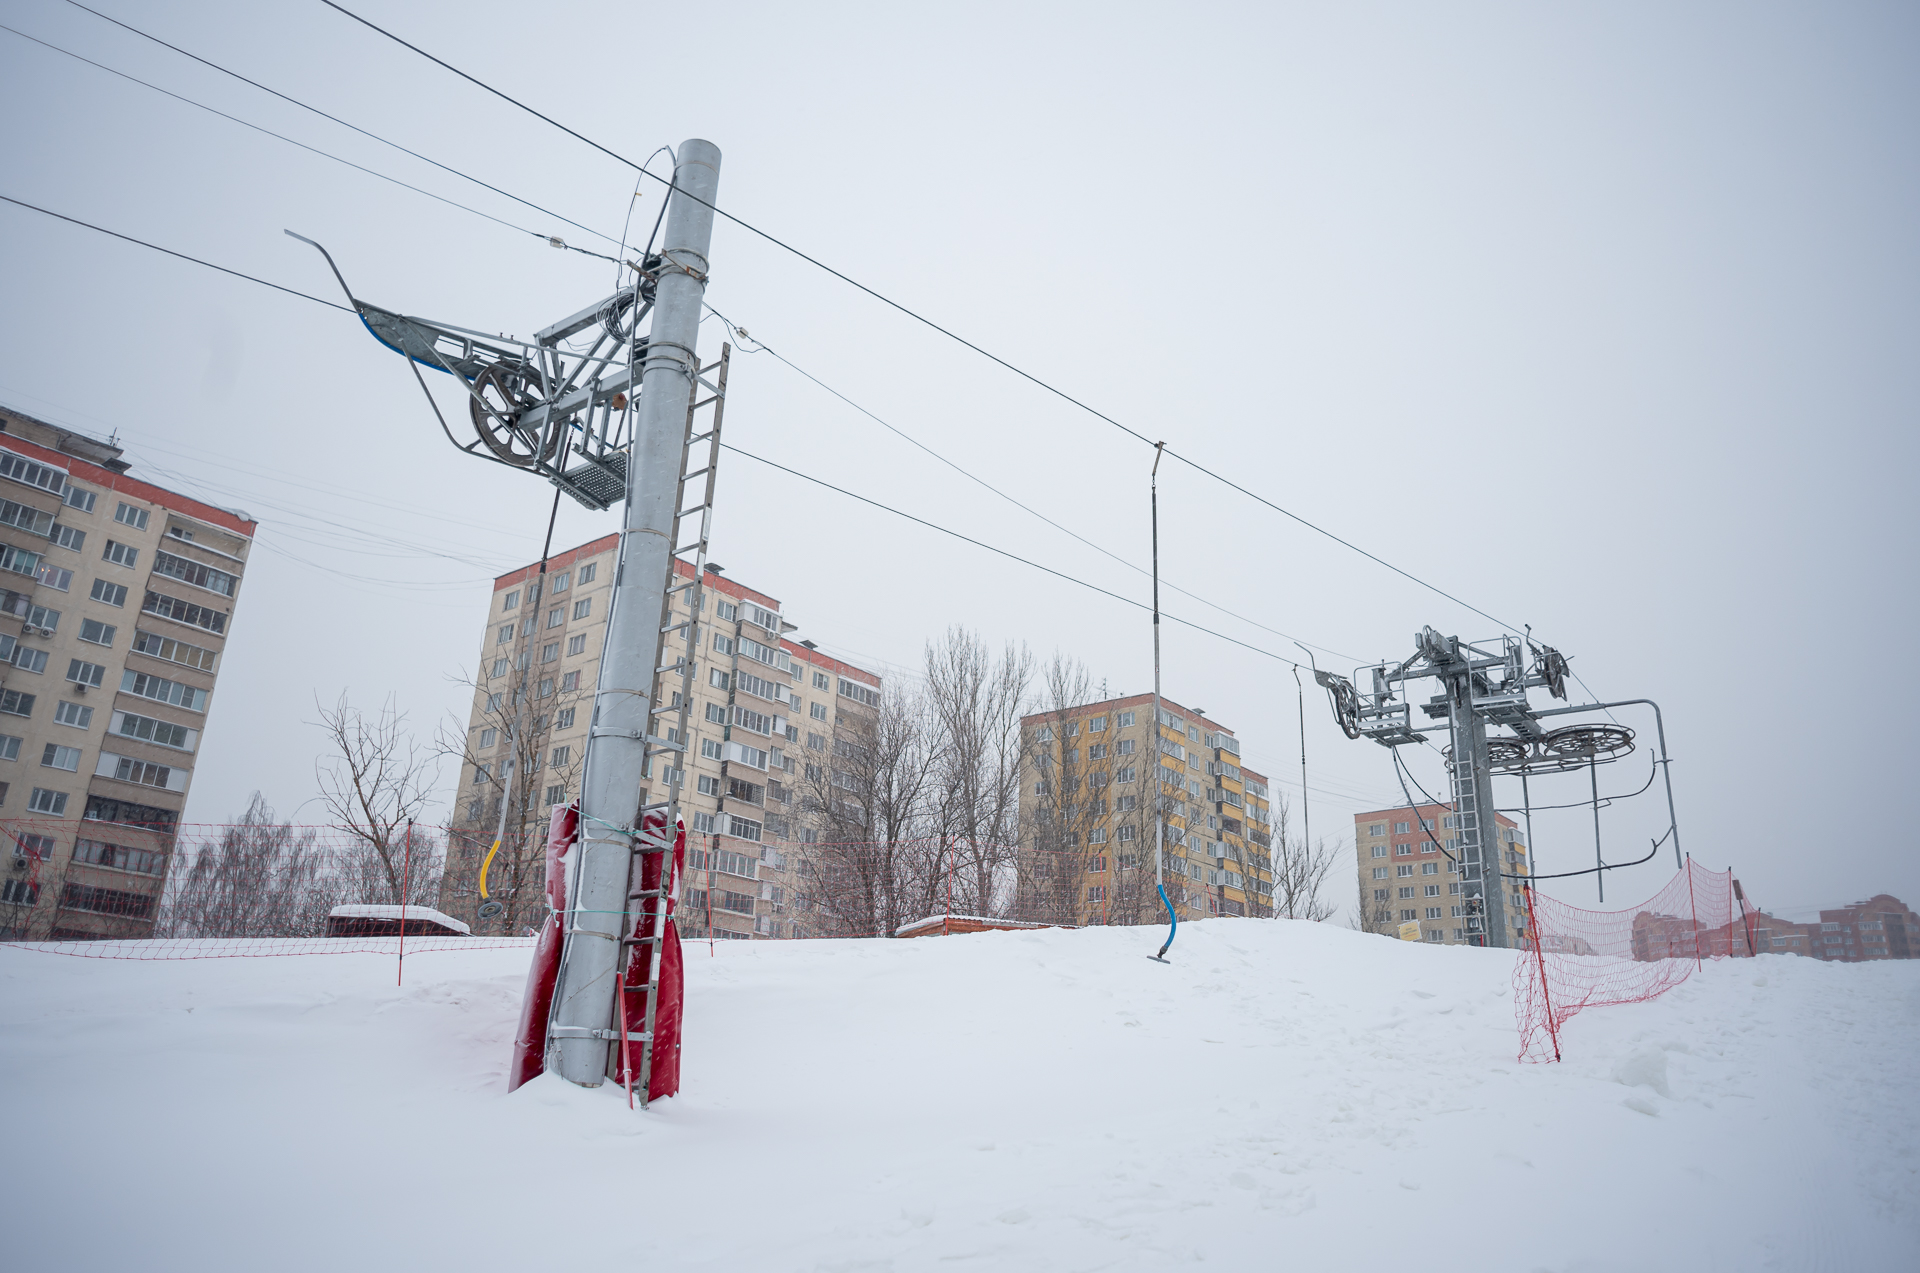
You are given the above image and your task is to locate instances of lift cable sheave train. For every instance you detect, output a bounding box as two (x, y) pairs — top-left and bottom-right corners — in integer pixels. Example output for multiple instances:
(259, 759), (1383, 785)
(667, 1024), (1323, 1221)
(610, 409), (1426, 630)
(1310, 627), (1683, 943)
(287, 229), (662, 511)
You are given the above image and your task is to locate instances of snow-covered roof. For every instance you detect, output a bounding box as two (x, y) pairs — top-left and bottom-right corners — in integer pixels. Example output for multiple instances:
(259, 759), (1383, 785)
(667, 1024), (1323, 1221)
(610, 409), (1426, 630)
(327, 905), (471, 936)
(892, 913), (1058, 938)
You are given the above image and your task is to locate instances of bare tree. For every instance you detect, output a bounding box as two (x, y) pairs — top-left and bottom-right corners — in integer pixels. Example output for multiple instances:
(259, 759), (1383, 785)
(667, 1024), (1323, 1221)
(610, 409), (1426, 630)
(923, 628), (1032, 917)
(791, 684), (939, 936)
(1269, 791), (1339, 922)
(315, 693), (438, 907)
(156, 794), (329, 938)
(1019, 652), (1106, 925)
(435, 662), (587, 933)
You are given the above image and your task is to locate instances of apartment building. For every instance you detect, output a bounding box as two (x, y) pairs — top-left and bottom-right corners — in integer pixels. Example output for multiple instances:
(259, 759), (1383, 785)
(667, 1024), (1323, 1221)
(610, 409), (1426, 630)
(0, 405), (254, 940)
(438, 536), (881, 939)
(1352, 802), (1527, 944)
(1801, 895), (1917, 962)
(1019, 694), (1276, 926)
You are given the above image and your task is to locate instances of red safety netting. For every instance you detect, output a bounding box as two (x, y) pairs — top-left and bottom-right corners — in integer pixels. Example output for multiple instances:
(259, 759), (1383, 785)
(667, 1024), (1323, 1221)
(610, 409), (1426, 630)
(1514, 859), (1761, 1062)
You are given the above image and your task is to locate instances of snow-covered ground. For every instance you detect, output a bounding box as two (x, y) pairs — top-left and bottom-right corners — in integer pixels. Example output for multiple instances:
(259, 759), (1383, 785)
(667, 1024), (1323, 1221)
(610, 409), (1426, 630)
(2, 920), (1914, 1271)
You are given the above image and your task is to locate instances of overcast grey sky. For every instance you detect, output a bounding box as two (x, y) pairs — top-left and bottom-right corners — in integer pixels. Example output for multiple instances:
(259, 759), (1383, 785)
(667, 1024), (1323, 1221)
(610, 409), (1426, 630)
(2, 0), (1913, 922)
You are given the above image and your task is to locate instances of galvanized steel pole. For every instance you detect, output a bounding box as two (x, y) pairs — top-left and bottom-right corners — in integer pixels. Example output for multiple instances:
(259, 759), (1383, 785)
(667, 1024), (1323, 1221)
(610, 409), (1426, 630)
(549, 140), (722, 1087)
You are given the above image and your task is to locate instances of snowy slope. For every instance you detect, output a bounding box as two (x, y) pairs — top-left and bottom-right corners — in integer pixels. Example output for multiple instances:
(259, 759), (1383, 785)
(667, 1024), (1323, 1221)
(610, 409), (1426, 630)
(1, 920), (1914, 1271)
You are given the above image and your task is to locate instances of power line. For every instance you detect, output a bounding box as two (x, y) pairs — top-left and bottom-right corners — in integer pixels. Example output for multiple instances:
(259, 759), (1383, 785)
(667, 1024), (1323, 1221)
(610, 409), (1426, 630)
(720, 443), (1307, 674)
(0, 22), (607, 258)
(319, 0), (1525, 638)
(59, 0), (625, 251)
(705, 305), (1362, 664)
(0, 192), (352, 310)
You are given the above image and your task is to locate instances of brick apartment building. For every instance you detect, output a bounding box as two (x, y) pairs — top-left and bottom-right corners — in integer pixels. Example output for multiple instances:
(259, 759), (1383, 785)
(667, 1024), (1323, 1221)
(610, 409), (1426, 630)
(1019, 694), (1276, 924)
(1746, 895), (1917, 962)
(0, 404), (254, 940)
(1353, 803), (1528, 944)
(438, 536), (881, 939)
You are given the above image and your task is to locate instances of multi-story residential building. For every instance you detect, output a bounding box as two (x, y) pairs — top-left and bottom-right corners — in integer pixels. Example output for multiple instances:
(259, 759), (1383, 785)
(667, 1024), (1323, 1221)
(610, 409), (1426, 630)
(0, 404), (254, 940)
(1019, 694), (1275, 926)
(1804, 895), (1917, 961)
(1352, 802), (1527, 944)
(438, 536), (881, 940)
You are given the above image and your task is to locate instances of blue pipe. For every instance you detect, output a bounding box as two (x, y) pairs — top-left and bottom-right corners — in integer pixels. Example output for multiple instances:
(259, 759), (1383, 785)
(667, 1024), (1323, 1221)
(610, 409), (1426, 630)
(1155, 883), (1177, 959)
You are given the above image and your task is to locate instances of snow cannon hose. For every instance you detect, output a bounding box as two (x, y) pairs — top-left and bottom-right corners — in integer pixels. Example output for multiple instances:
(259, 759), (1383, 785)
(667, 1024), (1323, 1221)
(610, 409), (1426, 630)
(1155, 883), (1177, 960)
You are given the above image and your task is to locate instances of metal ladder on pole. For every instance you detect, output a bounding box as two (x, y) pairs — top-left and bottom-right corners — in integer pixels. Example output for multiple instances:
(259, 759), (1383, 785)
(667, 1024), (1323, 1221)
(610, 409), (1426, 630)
(1449, 727), (1485, 943)
(615, 344), (730, 1107)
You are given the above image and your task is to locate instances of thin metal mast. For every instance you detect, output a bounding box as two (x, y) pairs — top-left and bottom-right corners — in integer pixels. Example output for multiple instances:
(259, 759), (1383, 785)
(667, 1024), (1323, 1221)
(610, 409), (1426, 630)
(549, 140), (722, 1087)
(1151, 443), (1175, 960)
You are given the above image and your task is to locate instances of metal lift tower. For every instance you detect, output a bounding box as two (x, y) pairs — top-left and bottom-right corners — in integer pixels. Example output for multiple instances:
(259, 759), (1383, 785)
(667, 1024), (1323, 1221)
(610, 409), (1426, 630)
(296, 140), (726, 1091)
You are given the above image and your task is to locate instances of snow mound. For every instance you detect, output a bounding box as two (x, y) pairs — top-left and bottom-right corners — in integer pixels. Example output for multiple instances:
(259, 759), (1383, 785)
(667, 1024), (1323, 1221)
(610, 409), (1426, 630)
(2, 918), (1914, 1270)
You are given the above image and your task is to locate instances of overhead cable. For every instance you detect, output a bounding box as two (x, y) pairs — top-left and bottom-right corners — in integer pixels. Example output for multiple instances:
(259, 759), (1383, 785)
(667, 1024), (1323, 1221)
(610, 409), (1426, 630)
(319, 0), (1523, 637)
(706, 305), (1361, 664)
(60, 0), (624, 251)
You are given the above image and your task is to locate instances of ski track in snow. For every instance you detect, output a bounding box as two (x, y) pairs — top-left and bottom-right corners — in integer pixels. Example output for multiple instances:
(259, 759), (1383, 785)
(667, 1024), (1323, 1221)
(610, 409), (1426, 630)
(1, 921), (1915, 1271)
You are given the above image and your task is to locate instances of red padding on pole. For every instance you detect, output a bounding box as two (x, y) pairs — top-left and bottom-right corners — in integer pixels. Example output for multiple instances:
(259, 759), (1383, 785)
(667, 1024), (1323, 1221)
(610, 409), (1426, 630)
(507, 803), (577, 1093)
(618, 811), (686, 1102)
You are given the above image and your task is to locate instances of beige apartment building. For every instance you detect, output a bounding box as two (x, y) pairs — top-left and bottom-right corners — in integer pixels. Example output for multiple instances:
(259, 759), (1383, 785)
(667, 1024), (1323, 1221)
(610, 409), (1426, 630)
(1019, 694), (1276, 926)
(438, 535), (881, 939)
(1352, 802), (1528, 944)
(0, 405), (254, 940)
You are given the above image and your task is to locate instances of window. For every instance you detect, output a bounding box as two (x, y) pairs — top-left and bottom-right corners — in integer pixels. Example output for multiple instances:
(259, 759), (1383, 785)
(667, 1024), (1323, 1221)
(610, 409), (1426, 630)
(748, 604), (779, 630)
(28, 787), (67, 814)
(502, 591), (520, 610)
(472, 765), (490, 786)
(1372, 867), (1389, 880)
(2, 878), (38, 905)
(1421, 861), (1439, 875)
(1116, 795), (1137, 812)
(167, 526), (194, 542)
(113, 712), (193, 751)
(71, 838), (164, 876)
(556, 707), (576, 730)
(573, 598), (592, 621)
(489, 658), (509, 679)
(78, 618), (114, 647)
(809, 701), (828, 721)
(1400, 910), (1417, 922)
(121, 670), (207, 712)
(1088, 829), (1108, 846)
(10, 645), (46, 675)
(477, 727), (497, 748)
(103, 540), (139, 568)
(806, 732), (824, 751)
(539, 608), (559, 630)
(485, 693), (502, 712)
(711, 634), (734, 655)
(0, 543), (42, 578)
(727, 815), (763, 842)
(544, 784), (566, 805)
(701, 739), (723, 760)
(0, 734), (18, 761)
(32, 562), (70, 592)
(41, 743), (81, 771)
(63, 484), (95, 513)
(1118, 824), (1137, 842)
(82, 796), (175, 833)
(540, 642), (560, 664)
(715, 600), (738, 622)
(568, 634), (587, 656)
(1395, 843), (1412, 856)
(66, 659), (105, 688)
(698, 774), (720, 796)
(1426, 907), (1443, 920)
(705, 702), (727, 724)
(837, 678), (880, 708)
(1424, 884), (1440, 898)
(560, 671), (579, 691)
(1, 690), (38, 719)
(1398, 886), (1414, 900)
(812, 671), (829, 690)
(497, 624), (513, 645)
(573, 562), (595, 585)
(113, 502), (149, 531)
(142, 590), (227, 634)
(550, 570), (570, 593)
(1396, 864), (1413, 877)
(537, 678), (554, 699)
(50, 524), (84, 553)
(1371, 845), (1387, 858)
